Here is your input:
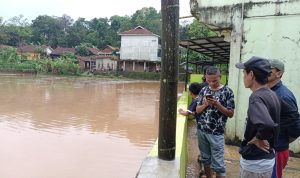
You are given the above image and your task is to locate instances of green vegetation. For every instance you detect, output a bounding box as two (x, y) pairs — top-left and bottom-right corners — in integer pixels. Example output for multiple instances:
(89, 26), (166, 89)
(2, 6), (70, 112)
(0, 9), (228, 80)
(0, 8), (162, 49)
(0, 47), (80, 75)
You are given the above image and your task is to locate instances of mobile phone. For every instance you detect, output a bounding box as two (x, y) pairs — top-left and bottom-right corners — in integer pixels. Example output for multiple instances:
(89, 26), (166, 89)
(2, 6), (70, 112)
(205, 94), (213, 99)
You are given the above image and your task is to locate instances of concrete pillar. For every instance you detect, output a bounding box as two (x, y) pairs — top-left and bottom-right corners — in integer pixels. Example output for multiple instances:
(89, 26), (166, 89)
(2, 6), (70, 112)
(133, 61), (135, 71)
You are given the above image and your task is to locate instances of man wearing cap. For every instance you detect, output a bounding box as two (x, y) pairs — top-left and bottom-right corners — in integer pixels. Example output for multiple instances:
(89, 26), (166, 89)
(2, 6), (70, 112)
(236, 56), (280, 178)
(268, 59), (300, 178)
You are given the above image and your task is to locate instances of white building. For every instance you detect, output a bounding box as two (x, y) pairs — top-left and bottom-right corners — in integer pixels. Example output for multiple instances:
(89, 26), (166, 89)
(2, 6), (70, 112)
(190, 0), (300, 152)
(119, 26), (161, 72)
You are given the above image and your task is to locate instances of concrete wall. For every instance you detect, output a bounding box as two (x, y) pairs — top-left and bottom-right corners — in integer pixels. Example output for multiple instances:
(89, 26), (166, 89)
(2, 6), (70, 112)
(190, 0), (300, 152)
(95, 58), (117, 70)
(120, 36), (161, 61)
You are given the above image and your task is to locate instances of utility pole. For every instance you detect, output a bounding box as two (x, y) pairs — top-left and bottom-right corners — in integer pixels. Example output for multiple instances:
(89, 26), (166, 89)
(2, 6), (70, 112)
(158, 0), (179, 160)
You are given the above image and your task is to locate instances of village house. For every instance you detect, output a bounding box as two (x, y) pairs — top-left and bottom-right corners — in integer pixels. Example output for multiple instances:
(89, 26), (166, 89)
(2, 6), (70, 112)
(77, 47), (100, 71)
(190, 0), (300, 151)
(50, 47), (76, 59)
(97, 45), (119, 71)
(0, 44), (13, 50)
(119, 26), (161, 72)
(17, 45), (52, 60)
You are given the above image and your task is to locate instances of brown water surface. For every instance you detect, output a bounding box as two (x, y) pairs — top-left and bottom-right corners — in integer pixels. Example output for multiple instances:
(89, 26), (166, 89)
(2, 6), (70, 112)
(0, 74), (175, 178)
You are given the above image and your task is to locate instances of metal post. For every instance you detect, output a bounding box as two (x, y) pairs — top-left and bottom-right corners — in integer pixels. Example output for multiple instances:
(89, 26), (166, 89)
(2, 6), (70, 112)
(158, 0), (179, 160)
(185, 46), (189, 91)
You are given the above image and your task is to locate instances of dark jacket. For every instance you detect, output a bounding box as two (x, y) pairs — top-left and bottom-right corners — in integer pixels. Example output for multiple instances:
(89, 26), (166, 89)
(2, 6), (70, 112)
(240, 87), (280, 160)
(271, 81), (300, 151)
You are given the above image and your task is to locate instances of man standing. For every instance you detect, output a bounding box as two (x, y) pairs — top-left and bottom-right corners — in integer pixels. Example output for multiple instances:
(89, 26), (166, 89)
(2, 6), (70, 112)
(268, 59), (300, 178)
(235, 56), (281, 178)
(196, 66), (235, 178)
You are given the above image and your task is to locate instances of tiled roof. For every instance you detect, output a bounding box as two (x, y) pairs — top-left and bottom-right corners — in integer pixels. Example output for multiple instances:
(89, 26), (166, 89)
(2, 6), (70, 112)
(100, 45), (119, 54)
(77, 55), (113, 61)
(120, 26), (159, 37)
(0, 44), (13, 49)
(88, 48), (100, 55)
(51, 47), (76, 55)
(17, 45), (50, 53)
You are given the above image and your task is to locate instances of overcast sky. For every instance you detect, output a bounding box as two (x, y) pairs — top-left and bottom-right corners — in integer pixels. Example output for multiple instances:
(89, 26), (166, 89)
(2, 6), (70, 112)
(0, 0), (192, 22)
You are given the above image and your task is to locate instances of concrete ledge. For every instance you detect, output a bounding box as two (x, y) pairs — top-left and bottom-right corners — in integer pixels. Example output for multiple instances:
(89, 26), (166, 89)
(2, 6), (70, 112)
(137, 91), (189, 178)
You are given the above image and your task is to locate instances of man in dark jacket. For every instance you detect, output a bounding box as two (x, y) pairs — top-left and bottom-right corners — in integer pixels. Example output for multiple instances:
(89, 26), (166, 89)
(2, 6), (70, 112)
(268, 59), (300, 178)
(236, 56), (280, 178)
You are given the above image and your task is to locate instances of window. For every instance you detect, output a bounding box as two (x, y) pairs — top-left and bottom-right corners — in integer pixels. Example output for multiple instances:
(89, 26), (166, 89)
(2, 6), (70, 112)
(157, 49), (161, 57)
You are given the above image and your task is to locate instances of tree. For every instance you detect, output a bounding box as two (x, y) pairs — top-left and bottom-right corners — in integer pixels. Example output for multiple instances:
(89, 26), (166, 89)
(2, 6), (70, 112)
(31, 15), (63, 47)
(56, 14), (74, 47)
(110, 15), (132, 33)
(75, 43), (93, 56)
(131, 7), (161, 35)
(0, 47), (20, 63)
(188, 19), (216, 39)
(6, 15), (29, 26)
(179, 20), (191, 40)
(65, 18), (89, 47)
(0, 15), (32, 46)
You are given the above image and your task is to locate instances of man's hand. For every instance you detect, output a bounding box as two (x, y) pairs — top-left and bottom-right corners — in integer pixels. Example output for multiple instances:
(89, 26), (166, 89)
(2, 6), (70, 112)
(247, 137), (270, 153)
(206, 97), (218, 106)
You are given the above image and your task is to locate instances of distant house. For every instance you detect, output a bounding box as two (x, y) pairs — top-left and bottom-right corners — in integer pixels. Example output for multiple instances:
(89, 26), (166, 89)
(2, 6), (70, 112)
(97, 45), (119, 71)
(78, 46), (119, 71)
(119, 26), (161, 72)
(0, 44), (13, 50)
(100, 45), (119, 56)
(77, 47), (98, 70)
(50, 47), (76, 59)
(17, 45), (52, 60)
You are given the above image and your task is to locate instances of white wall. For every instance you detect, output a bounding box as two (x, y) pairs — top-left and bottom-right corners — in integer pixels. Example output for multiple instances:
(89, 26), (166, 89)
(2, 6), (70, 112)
(240, 15), (300, 151)
(190, 0), (300, 152)
(120, 35), (161, 61)
(96, 58), (117, 70)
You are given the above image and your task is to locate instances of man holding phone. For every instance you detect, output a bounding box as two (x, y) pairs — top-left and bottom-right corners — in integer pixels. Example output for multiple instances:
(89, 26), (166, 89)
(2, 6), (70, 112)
(196, 66), (235, 178)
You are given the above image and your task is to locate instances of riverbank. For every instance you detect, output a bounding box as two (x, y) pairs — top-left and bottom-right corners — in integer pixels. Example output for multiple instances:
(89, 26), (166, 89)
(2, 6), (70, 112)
(186, 120), (300, 178)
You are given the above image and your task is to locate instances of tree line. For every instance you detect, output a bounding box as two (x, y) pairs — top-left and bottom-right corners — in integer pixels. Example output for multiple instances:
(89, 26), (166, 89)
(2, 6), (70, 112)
(0, 7), (161, 48)
(0, 7), (215, 50)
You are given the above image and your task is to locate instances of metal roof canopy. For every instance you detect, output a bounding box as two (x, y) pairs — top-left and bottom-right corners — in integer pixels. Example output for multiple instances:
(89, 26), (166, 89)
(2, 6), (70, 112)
(179, 36), (230, 65)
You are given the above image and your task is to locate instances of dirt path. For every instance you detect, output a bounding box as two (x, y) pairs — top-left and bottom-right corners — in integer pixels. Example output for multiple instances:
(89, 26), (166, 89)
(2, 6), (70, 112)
(186, 119), (300, 178)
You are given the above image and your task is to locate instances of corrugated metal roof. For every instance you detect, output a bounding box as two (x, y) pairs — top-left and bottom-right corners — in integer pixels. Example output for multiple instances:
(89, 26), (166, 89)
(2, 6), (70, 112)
(179, 36), (230, 64)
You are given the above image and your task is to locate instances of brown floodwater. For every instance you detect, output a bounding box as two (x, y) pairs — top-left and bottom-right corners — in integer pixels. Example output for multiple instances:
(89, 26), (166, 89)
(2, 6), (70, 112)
(0, 74), (183, 178)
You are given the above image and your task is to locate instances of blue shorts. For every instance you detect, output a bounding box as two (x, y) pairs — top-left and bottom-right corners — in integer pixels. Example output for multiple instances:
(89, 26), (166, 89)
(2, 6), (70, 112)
(197, 130), (226, 176)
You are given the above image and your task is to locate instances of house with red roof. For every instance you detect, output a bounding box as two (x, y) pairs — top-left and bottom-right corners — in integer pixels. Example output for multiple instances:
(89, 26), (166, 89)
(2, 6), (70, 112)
(76, 46), (119, 71)
(50, 47), (76, 59)
(119, 26), (161, 72)
(95, 45), (119, 71)
(17, 45), (52, 60)
(0, 44), (13, 50)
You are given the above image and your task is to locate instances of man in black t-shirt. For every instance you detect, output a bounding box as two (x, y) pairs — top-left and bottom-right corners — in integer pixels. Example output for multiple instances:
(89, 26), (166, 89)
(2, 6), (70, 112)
(236, 56), (280, 178)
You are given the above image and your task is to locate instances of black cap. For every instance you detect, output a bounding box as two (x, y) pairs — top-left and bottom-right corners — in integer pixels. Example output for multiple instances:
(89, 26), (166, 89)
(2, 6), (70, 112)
(235, 56), (272, 76)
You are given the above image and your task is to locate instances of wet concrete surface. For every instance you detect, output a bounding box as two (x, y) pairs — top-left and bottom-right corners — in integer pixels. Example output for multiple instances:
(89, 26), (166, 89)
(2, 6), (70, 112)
(186, 119), (300, 178)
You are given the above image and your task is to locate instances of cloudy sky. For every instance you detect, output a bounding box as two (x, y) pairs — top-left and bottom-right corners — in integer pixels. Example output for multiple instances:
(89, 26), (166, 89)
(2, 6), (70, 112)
(0, 0), (191, 22)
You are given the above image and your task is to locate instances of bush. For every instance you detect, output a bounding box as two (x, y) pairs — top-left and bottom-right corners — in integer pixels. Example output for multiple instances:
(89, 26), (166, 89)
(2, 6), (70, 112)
(50, 58), (80, 75)
(0, 48), (20, 63)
